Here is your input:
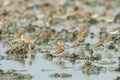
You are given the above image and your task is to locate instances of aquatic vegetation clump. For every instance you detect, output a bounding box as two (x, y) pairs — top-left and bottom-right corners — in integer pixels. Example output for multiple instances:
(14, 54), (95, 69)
(0, 69), (32, 80)
(49, 73), (72, 78)
(114, 76), (120, 80)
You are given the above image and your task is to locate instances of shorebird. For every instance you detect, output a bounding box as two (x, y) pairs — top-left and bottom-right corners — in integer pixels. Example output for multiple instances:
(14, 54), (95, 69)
(12, 33), (21, 42)
(55, 49), (65, 55)
(76, 35), (84, 43)
(92, 40), (103, 47)
(72, 41), (82, 53)
(78, 26), (86, 34)
(91, 11), (99, 19)
(21, 34), (35, 51)
(0, 21), (4, 29)
(92, 40), (103, 52)
(59, 35), (65, 40)
(21, 34), (30, 43)
(83, 10), (90, 19)
(12, 28), (25, 42)
(39, 30), (47, 38)
(72, 35), (85, 52)
(108, 28), (119, 34)
(69, 23), (75, 30)
(103, 36), (113, 51)
(81, 29), (89, 38)
(104, 16), (114, 23)
(50, 31), (59, 39)
(54, 44), (65, 51)
(72, 41), (80, 48)
(107, 27), (120, 36)
(53, 45), (65, 61)
(28, 41), (35, 50)
(100, 9), (108, 17)
(53, 44), (66, 59)
(19, 28), (25, 34)
(103, 36), (112, 44)
(17, 41), (24, 49)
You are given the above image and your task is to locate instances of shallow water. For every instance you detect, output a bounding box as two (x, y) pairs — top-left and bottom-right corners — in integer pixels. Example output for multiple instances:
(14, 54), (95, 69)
(0, 0), (120, 80)
(0, 24), (120, 80)
(0, 43), (120, 80)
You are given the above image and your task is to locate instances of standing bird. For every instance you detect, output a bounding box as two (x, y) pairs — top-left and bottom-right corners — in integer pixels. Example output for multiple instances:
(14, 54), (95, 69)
(103, 36), (112, 50)
(92, 40), (103, 47)
(17, 41), (24, 50)
(0, 21), (5, 29)
(72, 41), (80, 48)
(55, 44), (64, 49)
(12, 28), (25, 42)
(12, 33), (21, 42)
(76, 36), (85, 43)
(92, 40), (103, 52)
(78, 26), (86, 34)
(81, 29), (89, 38)
(107, 27), (120, 37)
(103, 36), (112, 44)
(39, 30), (47, 38)
(50, 31), (59, 39)
(21, 34), (35, 51)
(69, 23), (75, 30)
(53, 44), (65, 61)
